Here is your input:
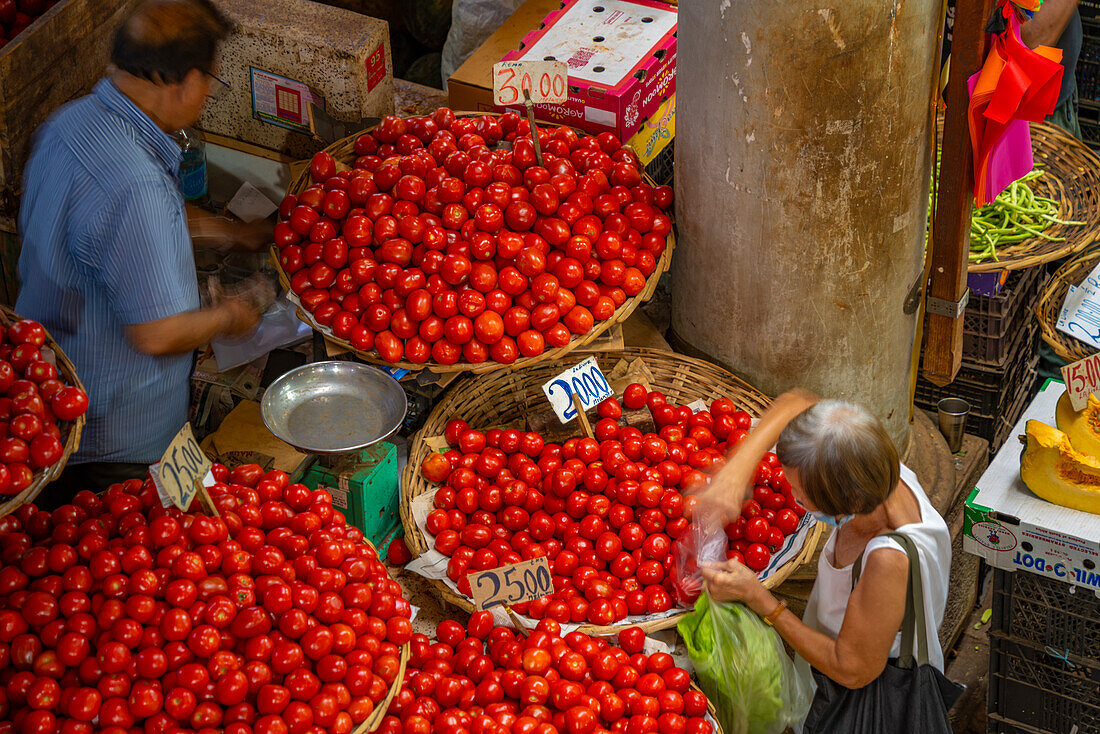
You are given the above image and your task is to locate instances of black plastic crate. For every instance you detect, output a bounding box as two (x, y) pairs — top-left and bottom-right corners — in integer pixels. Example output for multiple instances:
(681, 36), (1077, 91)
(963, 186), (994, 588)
(965, 355), (1040, 455)
(962, 267), (1043, 366)
(962, 266), (1042, 340)
(916, 319), (1040, 417)
(988, 633), (1100, 734)
(644, 140), (674, 188)
(991, 567), (1100, 661)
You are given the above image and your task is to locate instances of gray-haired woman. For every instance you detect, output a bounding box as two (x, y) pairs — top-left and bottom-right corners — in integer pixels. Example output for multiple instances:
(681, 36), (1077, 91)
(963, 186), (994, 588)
(695, 390), (951, 695)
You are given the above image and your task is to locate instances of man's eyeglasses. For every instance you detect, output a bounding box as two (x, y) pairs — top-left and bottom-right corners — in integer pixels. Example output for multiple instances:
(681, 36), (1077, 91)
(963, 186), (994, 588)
(205, 71), (231, 100)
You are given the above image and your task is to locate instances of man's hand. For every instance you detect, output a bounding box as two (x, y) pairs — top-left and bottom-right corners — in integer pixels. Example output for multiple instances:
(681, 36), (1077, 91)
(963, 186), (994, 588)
(187, 204), (274, 252)
(228, 218), (276, 253)
(217, 296), (262, 337)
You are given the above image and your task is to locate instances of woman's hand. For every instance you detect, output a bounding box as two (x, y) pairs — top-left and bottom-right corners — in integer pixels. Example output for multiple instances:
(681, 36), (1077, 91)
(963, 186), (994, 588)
(701, 559), (771, 614)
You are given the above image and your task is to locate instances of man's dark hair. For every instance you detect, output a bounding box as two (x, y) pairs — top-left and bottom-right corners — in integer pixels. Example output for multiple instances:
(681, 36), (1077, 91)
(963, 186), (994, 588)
(111, 0), (232, 85)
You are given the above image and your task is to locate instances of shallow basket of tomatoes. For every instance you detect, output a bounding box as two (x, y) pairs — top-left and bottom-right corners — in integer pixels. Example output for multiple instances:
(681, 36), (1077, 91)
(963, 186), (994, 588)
(0, 463), (413, 734)
(398, 347), (824, 635)
(271, 110), (676, 374)
(0, 305), (87, 518)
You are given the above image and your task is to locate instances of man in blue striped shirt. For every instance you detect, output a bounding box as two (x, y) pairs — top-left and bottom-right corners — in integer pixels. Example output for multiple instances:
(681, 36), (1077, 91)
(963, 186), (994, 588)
(16, 0), (264, 503)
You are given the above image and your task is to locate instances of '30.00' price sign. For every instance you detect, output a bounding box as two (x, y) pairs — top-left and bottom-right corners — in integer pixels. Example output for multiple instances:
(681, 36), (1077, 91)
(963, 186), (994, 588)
(468, 557), (553, 611)
(493, 60), (568, 106)
(542, 356), (613, 424)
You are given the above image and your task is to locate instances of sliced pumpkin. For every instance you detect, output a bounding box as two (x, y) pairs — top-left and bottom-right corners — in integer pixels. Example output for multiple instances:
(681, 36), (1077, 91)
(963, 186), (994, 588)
(1055, 390), (1100, 458)
(1020, 419), (1100, 514)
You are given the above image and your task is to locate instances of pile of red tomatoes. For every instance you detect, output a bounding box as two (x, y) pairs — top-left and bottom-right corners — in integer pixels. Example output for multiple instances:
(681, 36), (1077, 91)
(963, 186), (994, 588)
(0, 463), (411, 734)
(273, 108), (673, 366)
(419, 384), (808, 626)
(0, 318), (89, 497)
(377, 613), (713, 734)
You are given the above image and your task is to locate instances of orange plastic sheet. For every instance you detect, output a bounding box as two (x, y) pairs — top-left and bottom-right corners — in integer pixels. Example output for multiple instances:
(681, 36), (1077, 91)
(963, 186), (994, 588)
(968, 1), (1062, 205)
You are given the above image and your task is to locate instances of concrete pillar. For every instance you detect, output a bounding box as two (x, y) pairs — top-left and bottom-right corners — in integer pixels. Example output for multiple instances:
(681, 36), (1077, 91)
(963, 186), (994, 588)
(671, 0), (940, 450)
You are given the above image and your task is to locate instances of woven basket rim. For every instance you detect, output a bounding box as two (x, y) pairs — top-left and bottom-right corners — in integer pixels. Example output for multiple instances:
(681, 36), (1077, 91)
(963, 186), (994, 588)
(398, 346), (824, 634)
(965, 123), (1100, 272)
(1035, 245), (1100, 362)
(273, 112), (675, 374)
(0, 305), (86, 517)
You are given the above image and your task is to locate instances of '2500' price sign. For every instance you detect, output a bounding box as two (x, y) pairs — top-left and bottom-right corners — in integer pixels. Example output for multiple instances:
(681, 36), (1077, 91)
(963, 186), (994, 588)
(468, 557), (553, 611)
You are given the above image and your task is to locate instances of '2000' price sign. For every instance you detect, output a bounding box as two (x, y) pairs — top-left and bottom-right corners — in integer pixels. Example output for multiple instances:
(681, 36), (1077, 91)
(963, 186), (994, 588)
(468, 557), (553, 611)
(493, 60), (568, 106)
(542, 356), (613, 424)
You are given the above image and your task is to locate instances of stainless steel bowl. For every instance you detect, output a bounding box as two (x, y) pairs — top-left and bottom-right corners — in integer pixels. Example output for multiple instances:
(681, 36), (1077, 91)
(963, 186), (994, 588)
(260, 361), (407, 454)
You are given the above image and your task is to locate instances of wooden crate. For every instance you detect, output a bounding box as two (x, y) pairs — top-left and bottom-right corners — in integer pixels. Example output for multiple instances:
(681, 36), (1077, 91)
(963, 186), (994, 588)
(0, 0), (141, 215)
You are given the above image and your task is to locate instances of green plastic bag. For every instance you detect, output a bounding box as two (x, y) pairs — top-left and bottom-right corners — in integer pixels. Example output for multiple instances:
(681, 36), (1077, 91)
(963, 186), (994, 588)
(678, 595), (813, 734)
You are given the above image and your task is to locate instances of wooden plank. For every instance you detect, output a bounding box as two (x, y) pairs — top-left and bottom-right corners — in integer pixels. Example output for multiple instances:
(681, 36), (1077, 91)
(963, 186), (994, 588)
(203, 132), (297, 164)
(0, 0), (142, 209)
(922, 0), (997, 386)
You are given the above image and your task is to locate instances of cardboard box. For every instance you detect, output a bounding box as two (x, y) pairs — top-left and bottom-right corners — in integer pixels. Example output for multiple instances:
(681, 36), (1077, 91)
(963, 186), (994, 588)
(964, 379), (1100, 595)
(200, 399), (312, 479)
(0, 0), (142, 214)
(447, 0), (676, 152)
(500, 0), (676, 142)
(198, 0), (394, 159)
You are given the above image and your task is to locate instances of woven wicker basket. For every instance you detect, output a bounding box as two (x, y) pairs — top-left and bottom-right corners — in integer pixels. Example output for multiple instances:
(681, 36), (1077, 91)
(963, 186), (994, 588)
(966, 123), (1100, 272)
(0, 305), (85, 518)
(400, 347), (825, 635)
(355, 640), (409, 733)
(1035, 245), (1100, 363)
(274, 113), (675, 374)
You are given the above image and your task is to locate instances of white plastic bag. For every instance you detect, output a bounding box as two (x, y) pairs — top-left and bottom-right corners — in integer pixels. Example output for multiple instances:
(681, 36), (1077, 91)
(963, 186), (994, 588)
(441, 0), (524, 88)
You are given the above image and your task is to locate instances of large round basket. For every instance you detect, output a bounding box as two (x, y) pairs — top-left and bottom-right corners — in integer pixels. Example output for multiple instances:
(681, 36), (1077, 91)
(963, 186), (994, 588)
(399, 347), (825, 635)
(966, 123), (1100, 272)
(273, 113), (675, 374)
(0, 305), (85, 518)
(357, 644), (408, 734)
(1035, 245), (1100, 363)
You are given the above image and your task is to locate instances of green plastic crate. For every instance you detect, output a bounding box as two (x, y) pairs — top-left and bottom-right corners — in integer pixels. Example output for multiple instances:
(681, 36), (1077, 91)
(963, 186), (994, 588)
(300, 441), (400, 551)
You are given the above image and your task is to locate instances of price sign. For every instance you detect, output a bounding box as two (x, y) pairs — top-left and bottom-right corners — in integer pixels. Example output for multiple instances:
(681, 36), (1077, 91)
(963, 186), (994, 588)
(493, 60), (568, 106)
(153, 423), (213, 511)
(542, 356), (613, 424)
(468, 556), (553, 611)
(1062, 352), (1100, 410)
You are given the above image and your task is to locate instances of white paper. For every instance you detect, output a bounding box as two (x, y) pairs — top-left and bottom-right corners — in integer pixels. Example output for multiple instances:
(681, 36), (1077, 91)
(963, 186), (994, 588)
(226, 181), (278, 224)
(1057, 261), (1100, 349)
(406, 480), (819, 633)
(542, 356), (614, 425)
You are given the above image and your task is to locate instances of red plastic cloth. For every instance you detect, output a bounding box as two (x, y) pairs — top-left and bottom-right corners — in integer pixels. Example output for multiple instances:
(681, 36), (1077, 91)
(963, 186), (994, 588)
(968, 1), (1062, 205)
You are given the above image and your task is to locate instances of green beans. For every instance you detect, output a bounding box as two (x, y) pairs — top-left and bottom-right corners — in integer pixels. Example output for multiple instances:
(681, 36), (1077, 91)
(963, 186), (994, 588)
(966, 170), (1085, 263)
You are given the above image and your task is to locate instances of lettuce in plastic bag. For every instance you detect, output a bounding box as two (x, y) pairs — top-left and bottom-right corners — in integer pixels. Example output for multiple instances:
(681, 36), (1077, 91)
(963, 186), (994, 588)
(678, 594), (812, 734)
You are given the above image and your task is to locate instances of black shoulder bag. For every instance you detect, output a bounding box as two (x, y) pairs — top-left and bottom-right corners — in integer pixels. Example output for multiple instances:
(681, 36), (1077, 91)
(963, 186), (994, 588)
(802, 532), (964, 734)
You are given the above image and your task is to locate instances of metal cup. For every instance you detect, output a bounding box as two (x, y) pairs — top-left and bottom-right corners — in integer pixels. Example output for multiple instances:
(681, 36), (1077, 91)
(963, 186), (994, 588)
(937, 397), (970, 454)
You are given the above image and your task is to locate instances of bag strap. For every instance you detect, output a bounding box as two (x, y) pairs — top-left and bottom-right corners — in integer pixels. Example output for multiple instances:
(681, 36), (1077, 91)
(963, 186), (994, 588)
(852, 531), (930, 668)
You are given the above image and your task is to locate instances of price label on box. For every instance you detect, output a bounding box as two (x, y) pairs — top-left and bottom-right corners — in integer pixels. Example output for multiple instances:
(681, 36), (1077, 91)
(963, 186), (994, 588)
(151, 423), (214, 511)
(1062, 353), (1100, 411)
(493, 60), (568, 105)
(542, 356), (613, 424)
(468, 557), (553, 610)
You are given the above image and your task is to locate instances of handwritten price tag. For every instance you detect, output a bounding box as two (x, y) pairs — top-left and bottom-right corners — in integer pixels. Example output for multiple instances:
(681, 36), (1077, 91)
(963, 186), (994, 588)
(1062, 353), (1100, 411)
(542, 356), (613, 425)
(152, 423), (213, 511)
(468, 557), (553, 611)
(493, 60), (568, 106)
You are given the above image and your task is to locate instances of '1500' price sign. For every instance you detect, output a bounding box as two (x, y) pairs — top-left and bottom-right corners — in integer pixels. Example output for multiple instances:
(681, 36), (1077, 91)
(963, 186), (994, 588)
(468, 557), (553, 611)
(1062, 352), (1100, 410)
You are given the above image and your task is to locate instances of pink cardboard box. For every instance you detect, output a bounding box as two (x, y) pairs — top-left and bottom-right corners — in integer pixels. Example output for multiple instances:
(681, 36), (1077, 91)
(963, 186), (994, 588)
(499, 0), (676, 143)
